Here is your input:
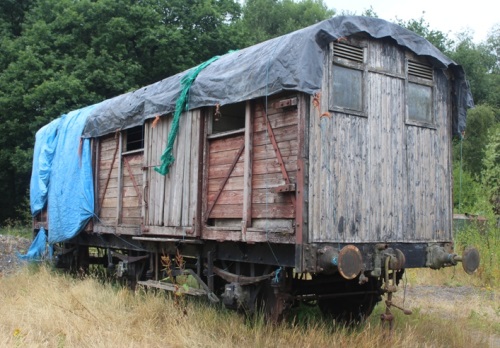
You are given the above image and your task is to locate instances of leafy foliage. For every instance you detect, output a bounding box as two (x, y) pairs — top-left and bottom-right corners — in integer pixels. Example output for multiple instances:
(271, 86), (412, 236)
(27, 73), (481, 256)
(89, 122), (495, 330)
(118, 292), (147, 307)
(453, 105), (497, 176)
(396, 14), (453, 53)
(450, 32), (498, 106)
(481, 124), (500, 214)
(452, 162), (482, 214)
(0, 0), (244, 223)
(0, 0), (335, 223)
(239, 0), (334, 44)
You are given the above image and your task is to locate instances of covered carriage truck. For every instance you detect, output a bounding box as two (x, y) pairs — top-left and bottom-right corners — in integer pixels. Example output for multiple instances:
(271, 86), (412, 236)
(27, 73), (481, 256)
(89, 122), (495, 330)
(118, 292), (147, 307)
(30, 16), (479, 323)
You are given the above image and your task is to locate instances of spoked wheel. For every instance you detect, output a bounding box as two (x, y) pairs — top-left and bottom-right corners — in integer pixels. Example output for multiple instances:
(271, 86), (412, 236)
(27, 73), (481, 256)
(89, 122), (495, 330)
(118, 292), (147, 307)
(318, 277), (382, 325)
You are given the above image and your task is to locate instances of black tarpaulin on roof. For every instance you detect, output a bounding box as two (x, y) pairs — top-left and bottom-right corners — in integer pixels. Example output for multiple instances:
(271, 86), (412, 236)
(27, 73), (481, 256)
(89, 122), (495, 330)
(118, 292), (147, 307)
(81, 15), (473, 138)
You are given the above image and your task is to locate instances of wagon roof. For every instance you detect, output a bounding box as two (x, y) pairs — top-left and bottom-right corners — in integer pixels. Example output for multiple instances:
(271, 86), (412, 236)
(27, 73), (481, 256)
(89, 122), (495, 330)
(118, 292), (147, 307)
(82, 15), (472, 138)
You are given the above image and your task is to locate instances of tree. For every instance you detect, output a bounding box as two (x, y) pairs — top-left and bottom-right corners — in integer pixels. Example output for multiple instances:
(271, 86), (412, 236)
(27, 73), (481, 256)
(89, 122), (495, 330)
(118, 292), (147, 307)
(450, 32), (498, 106)
(481, 124), (500, 214)
(396, 14), (453, 53)
(0, 0), (34, 37)
(453, 105), (497, 178)
(484, 25), (500, 109)
(452, 162), (482, 213)
(239, 0), (334, 45)
(449, 27), (499, 215)
(0, 0), (244, 224)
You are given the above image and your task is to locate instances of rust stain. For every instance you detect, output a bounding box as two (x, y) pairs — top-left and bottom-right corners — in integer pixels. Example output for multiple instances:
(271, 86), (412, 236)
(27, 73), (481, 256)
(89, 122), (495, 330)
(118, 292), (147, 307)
(152, 115), (160, 128)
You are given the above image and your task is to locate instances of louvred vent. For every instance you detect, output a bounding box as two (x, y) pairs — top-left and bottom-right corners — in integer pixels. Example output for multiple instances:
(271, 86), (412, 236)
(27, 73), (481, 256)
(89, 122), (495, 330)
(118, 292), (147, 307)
(408, 60), (433, 80)
(333, 42), (364, 63)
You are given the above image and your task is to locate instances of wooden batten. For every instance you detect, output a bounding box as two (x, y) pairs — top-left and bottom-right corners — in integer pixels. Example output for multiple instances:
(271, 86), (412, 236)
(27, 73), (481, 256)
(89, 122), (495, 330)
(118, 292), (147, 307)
(295, 94), (310, 245)
(116, 134), (123, 225)
(242, 100), (253, 236)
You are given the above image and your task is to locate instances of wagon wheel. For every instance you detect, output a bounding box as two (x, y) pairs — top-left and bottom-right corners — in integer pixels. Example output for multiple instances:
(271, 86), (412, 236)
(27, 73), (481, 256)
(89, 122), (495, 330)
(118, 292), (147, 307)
(257, 267), (294, 323)
(318, 278), (381, 325)
(54, 243), (89, 275)
(257, 280), (289, 323)
(319, 293), (378, 324)
(211, 261), (292, 322)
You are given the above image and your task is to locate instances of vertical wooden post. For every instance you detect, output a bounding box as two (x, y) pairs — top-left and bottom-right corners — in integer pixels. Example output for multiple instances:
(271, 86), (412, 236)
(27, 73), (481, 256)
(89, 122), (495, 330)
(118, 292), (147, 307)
(116, 134), (123, 226)
(194, 110), (205, 237)
(200, 109), (211, 231)
(296, 94), (310, 245)
(142, 122), (149, 231)
(242, 101), (253, 240)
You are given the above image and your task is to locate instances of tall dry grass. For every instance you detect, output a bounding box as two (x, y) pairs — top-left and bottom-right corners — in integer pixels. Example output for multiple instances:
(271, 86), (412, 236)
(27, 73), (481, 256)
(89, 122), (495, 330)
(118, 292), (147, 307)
(0, 266), (498, 348)
(1, 265), (497, 348)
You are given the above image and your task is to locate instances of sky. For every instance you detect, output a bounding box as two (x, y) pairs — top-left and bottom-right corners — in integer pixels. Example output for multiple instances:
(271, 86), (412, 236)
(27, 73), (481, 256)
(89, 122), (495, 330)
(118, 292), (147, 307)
(323, 0), (499, 43)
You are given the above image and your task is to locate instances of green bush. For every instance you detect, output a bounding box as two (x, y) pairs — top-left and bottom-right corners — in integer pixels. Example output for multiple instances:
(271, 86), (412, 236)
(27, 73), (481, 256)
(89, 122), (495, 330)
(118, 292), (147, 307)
(454, 204), (499, 287)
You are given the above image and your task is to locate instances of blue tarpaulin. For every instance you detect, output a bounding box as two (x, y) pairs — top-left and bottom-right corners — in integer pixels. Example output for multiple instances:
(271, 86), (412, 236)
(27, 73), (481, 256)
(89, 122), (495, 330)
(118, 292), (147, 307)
(17, 227), (49, 261)
(29, 104), (97, 244)
(30, 118), (60, 216)
(47, 105), (96, 244)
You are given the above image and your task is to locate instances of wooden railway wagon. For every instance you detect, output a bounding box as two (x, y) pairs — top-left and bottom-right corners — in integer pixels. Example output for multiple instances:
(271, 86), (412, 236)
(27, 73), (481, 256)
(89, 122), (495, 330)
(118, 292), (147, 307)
(31, 16), (479, 322)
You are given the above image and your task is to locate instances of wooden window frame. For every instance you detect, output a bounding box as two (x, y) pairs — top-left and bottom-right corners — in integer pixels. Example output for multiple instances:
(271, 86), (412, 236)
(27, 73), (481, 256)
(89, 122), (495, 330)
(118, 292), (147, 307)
(329, 39), (368, 117)
(207, 101), (246, 139)
(405, 58), (437, 129)
(122, 125), (144, 155)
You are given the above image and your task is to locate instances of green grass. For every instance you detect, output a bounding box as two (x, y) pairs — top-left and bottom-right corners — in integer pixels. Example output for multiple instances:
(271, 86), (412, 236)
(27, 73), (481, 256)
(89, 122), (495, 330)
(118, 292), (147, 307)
(454, 220), (500, 287)
(0, 220), (32, 239)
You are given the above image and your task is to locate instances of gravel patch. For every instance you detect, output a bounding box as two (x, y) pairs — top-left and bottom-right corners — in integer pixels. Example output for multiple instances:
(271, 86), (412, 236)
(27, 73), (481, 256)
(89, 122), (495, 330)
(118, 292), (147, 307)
(0, 234), (32, 277)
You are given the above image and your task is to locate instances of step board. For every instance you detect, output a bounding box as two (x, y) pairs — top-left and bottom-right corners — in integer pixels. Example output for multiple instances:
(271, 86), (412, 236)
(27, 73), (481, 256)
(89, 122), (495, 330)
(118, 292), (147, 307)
(137, 280), (207, 296)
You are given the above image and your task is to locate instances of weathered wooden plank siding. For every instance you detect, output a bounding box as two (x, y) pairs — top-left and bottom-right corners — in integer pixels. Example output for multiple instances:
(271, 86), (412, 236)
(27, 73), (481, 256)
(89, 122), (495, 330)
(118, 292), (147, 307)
(33, 208), (49, 230)
(97, 134), (119, 225)
(121, 153), (143, 225)
(207, 134), (245, 219)
(144, 119), (165, 225)
(204, 95), (298, 240)
(405, 71), (452, 241)
(309, 37), (452, 243)
(251, 100), (298, 220)
(188, 110), (201, 226)
(144, 110), (201, 232)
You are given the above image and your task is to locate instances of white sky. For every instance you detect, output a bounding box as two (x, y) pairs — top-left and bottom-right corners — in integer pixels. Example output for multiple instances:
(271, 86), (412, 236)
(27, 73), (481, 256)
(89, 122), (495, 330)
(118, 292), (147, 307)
(323, 0), (499, 43)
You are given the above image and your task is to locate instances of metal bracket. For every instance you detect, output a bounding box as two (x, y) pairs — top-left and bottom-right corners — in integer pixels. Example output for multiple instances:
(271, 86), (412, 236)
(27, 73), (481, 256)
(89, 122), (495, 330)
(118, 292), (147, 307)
(272, 183), (296, 193)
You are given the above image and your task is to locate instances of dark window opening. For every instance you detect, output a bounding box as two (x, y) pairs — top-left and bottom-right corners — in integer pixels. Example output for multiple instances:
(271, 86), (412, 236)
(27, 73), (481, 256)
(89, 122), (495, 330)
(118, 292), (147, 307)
(126, 126), (144, 151)
(211, 102), (246, 134)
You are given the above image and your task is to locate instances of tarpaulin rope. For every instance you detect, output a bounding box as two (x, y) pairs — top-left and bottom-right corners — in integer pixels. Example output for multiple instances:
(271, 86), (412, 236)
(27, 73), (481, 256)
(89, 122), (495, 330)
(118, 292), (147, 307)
(155, 55), (221, 175)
